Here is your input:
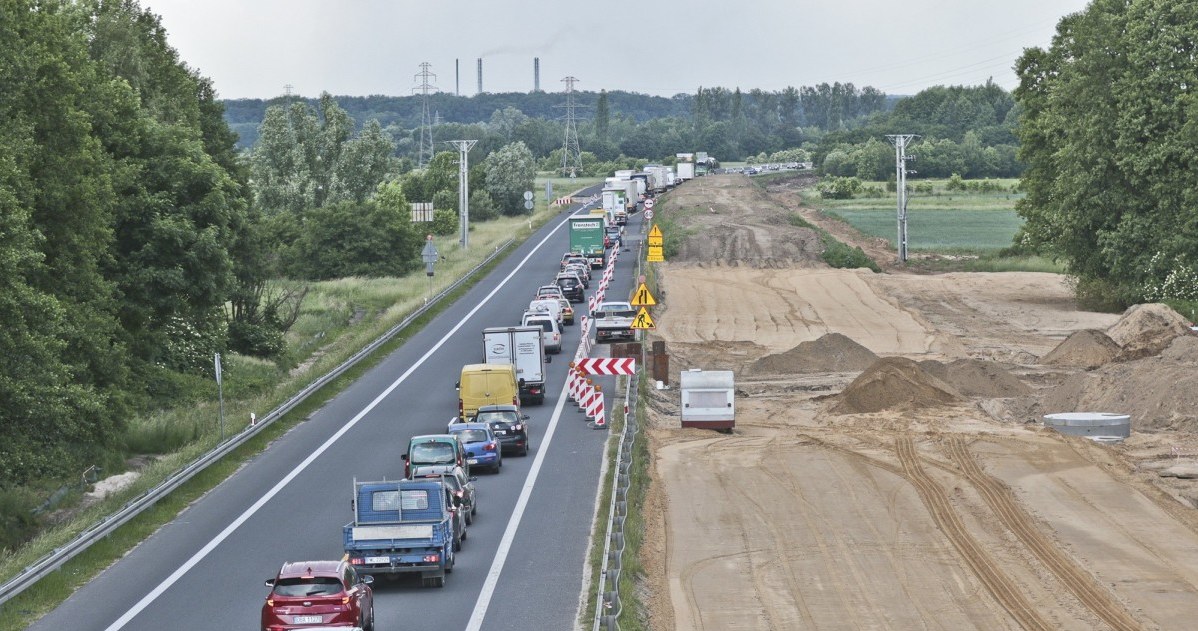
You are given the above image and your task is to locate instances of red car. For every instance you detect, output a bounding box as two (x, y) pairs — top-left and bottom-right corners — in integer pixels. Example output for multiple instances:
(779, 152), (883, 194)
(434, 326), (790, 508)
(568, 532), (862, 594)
(261, 560), (375, 631)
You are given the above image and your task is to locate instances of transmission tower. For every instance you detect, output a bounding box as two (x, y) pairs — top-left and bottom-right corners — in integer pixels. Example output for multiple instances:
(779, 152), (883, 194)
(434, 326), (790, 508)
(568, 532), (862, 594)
(556, 76), (584, 178)
(886, 134), (920, 263)
(413, 62), (438, 168)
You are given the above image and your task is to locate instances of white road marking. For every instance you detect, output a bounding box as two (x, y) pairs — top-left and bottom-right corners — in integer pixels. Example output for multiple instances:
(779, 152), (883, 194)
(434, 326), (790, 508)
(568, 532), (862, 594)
(465, 378), (570, 631)
(103, 216), (573, 631)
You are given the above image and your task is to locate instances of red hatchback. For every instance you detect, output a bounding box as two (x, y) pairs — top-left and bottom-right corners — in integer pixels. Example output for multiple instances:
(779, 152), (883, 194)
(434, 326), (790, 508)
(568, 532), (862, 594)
(261, 560), (375, 631)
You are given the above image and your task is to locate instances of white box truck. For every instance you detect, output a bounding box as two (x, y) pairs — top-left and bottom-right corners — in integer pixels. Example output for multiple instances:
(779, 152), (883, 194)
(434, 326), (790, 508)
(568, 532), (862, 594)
(483, 326), (547, 405)
(676, 162), (695, 181)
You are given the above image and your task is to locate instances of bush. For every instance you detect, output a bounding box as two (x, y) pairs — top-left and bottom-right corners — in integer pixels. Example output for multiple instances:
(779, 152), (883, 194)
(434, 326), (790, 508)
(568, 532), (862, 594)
(431, 208), (458, 236)
(0, 487), (40, 552)
(818, 176), (863, 199)
(469, 190), (498, 221)
(945, 173), (966, 191)
(822, 239), (881, 272)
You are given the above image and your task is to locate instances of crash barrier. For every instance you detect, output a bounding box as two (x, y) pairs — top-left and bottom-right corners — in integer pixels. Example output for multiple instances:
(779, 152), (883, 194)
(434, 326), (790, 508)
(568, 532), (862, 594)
(591, 229), (646, 630)
(552, 196), (574, 206)
(0, 239), (517, 608)
(591, 371), (638, 629)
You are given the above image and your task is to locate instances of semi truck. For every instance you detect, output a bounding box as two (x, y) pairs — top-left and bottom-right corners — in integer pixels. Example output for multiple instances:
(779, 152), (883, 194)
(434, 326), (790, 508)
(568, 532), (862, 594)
(482, 326), (546, 405)
(344, 478), (458, 588)
(569, 215), (606, 268)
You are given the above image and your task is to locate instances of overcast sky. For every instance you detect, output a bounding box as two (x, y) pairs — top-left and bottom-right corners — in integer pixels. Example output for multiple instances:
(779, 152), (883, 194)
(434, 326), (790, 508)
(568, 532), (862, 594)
(141, 0), (1093, 100)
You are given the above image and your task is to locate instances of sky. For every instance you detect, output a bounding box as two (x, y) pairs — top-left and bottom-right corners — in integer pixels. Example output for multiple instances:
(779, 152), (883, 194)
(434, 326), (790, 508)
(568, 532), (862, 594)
(140, 0), (1094, 100)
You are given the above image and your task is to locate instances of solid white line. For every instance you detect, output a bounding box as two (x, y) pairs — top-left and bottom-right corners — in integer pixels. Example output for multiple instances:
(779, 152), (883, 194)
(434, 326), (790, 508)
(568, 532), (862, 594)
(465, 378), (571, 631)
(103, 216), (572, 631)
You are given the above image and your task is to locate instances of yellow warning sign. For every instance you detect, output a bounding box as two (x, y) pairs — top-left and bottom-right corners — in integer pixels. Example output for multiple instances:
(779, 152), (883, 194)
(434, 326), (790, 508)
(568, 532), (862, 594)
(630, 283), (657, 306)
(647, 224), (663, 247)
(646, 246), (664, 262)
(631, 306), (656, 330)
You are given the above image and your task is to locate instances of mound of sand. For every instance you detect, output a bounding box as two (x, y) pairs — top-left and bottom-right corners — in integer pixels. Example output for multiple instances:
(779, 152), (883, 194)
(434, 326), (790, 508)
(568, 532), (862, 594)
(1040, 329), (1121, 369)
(747, 333), (879, 375)
(1040, 357), (1198, 432)
(918, 359), (1032, 398)
(1106, 303), (1191, 360)
(1161, 335), (1198, 364)
(831, 357), (961, 414)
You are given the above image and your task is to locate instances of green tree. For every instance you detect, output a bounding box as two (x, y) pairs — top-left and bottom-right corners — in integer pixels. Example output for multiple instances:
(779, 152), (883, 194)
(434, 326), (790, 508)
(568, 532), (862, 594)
(469, 189), (498, 221)
(485, 141), (536, 215)
(1015, 0), (1198, 304)
(283, 201), (421, 280)
(595, 90), (610, 141)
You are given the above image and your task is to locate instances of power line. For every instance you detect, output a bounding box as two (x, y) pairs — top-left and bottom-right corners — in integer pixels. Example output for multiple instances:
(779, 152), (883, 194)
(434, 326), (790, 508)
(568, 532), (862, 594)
(556, 76), (585, 178)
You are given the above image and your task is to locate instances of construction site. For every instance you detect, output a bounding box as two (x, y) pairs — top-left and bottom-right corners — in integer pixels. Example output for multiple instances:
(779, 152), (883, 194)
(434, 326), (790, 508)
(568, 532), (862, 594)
(638, 174), (1198, 630)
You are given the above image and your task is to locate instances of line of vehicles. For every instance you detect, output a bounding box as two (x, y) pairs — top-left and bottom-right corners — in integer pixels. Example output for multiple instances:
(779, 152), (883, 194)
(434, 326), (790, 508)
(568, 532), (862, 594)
(258, 197), (641, 631)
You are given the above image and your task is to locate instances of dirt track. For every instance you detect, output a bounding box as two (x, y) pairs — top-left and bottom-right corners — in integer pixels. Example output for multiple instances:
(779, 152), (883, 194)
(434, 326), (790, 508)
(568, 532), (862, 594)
(639, 174), (1198, 630)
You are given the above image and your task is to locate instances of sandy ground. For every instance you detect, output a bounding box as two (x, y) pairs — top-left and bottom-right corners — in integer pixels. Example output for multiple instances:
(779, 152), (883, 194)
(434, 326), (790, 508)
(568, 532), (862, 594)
(638, 174), (1198, 630)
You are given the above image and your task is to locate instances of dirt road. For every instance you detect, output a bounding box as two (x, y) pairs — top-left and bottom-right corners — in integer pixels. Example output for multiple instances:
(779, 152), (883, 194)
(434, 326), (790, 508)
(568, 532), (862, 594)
(639, 174), (1198, 630)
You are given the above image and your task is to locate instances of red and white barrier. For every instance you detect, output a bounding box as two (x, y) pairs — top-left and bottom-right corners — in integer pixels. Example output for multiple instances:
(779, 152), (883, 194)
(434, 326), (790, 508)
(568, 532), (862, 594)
(575, 358), (636, 375)
(588, 391), (606, 427)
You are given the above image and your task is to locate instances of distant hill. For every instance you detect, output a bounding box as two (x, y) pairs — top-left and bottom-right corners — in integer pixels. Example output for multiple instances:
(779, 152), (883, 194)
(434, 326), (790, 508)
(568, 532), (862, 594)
(223, 90), (692, 149)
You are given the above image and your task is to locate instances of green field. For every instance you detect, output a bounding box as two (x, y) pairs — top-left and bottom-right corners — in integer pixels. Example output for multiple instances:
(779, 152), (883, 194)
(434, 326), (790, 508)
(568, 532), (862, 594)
(808, 179), (1025, 253)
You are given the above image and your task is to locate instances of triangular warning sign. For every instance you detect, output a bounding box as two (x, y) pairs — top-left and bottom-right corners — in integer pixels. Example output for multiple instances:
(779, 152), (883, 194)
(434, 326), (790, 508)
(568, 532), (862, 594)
(630, 283), (657, 306)
(648, 224), (663, 239)
(631, 306), (656, 330)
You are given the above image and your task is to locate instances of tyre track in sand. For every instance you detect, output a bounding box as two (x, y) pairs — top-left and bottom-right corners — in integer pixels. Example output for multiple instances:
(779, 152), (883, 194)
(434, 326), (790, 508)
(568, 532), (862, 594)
(945, 438), (1144, 631)
(895, 437), (1053, 631)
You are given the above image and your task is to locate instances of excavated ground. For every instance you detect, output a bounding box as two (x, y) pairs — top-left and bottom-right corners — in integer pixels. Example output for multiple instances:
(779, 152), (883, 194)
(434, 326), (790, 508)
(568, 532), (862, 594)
(638, 173), (1198, 631)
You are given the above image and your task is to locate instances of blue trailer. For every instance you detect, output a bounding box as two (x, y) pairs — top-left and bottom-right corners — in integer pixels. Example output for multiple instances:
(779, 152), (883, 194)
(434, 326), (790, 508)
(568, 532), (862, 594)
(344, 479), (457, 587)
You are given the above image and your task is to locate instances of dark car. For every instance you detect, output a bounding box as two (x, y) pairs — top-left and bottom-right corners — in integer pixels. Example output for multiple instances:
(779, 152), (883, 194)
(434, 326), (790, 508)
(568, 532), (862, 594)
(471, 404), (530, 456)
(555, 273), (585, 302)
(604, 226), (622, 248)
(413, 464), (477, 524)
(261, 560), (374, 631)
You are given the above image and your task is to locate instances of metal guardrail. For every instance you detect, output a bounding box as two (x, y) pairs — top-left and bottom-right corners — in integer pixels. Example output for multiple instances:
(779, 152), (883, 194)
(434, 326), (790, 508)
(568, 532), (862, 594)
(0, 239), (515, 608)
(592, 219), (648, 630)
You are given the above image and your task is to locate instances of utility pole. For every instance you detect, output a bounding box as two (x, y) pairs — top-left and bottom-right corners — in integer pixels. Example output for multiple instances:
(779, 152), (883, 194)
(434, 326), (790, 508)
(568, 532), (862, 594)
(886, 134), (919, 262)
(445, 140), (477, 249)
(414, 62), (438, 168)
(556, 76), (584, 178)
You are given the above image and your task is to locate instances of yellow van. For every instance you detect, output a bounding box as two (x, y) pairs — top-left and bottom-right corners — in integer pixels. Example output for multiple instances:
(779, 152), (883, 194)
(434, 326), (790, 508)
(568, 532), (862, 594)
(457, 363), (520, 419)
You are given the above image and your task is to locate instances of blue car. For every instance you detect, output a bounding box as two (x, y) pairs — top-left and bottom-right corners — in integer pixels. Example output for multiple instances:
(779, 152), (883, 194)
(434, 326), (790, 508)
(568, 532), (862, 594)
(448, 423), (503, 474)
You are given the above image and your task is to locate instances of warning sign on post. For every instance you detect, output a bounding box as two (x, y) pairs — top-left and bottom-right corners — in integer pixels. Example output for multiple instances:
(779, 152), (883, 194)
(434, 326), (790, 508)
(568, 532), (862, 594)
(630, 283), (657, 306)
(631, 307), (656, 330)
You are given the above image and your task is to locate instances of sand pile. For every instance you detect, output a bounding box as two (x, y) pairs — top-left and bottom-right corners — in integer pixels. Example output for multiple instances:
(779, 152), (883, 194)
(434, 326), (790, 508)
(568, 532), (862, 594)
(747, 333), (879, 375)
(831, 357), (961, 414)
(1106, 303), (1191, 360)
(1040, 329), (1121, 369)
(1040, 357), (1198, 432)
(918, 359), (1032, 397)
(1161, 335), (1198, 364)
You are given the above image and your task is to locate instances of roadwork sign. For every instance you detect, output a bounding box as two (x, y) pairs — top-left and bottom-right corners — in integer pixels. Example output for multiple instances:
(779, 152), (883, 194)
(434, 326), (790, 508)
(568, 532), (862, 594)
(631, 307), (656, 330)
(631, 283), (657, 306)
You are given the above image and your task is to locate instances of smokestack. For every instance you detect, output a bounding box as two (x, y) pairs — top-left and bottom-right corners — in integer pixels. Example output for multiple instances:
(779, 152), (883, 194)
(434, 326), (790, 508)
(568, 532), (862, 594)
(534, 57), (540, 92)
(477, 58), (483, 94)
(455, 58), (459, 96)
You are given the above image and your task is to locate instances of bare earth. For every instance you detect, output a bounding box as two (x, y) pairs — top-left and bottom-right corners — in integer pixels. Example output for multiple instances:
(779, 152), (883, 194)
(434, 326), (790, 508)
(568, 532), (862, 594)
(638, 174), (1198, 631)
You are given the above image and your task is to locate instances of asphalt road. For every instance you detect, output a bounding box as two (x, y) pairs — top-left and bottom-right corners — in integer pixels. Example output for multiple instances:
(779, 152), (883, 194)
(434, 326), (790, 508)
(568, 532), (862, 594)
(30, 187), (646, 631)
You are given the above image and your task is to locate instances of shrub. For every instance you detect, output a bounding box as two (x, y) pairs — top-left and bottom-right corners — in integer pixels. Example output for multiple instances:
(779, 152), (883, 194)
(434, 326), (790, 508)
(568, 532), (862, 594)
(818, 176), (863, 199)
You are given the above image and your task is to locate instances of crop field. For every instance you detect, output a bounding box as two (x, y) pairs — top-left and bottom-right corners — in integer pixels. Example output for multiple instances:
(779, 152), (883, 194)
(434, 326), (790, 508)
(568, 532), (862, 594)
(808, 178), (1025, 252)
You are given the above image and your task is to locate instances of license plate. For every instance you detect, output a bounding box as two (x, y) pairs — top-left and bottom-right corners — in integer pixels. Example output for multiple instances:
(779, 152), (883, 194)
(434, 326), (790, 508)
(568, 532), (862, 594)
(467, 458), (478, 465)
(293, 615), (323, 624)
(365, 556), (390, 564)
(493, 430), (506, 435)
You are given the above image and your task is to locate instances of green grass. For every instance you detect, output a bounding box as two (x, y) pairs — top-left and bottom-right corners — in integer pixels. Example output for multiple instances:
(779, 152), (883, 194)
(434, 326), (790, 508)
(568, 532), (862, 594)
(0, 175), (598, 630)
(824, 208), (1025, 252)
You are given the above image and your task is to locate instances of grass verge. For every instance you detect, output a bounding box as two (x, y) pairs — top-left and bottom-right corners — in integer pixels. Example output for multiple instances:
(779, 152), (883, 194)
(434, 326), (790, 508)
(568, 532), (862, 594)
(0, 176), (599, 629)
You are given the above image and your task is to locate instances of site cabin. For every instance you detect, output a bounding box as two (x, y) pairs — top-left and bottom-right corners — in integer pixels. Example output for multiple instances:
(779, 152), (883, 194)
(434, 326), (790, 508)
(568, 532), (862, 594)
(680, 369), (735, 431)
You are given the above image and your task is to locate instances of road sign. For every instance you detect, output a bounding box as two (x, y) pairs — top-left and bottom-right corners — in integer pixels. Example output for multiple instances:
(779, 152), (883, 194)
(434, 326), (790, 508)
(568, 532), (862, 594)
(644, 198), (655, 209)
(524, 199), (534, 210)
(647, 224), (663, 247)
(524, 190), (534, 201)
(575, 358), (637, 375)
(644, 209), (654, 221)
(630, 283), (657, 306)
(646, 247), (664, 262)
(631, 307), (656, 330)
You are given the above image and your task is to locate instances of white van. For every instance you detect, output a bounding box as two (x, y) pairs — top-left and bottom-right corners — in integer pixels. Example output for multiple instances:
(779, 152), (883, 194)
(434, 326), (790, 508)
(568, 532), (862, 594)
(521, 311), (562, 354)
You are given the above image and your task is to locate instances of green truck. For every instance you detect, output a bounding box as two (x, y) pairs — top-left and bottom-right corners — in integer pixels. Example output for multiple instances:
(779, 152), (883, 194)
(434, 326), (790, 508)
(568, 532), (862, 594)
(568, 215), (606, 268)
